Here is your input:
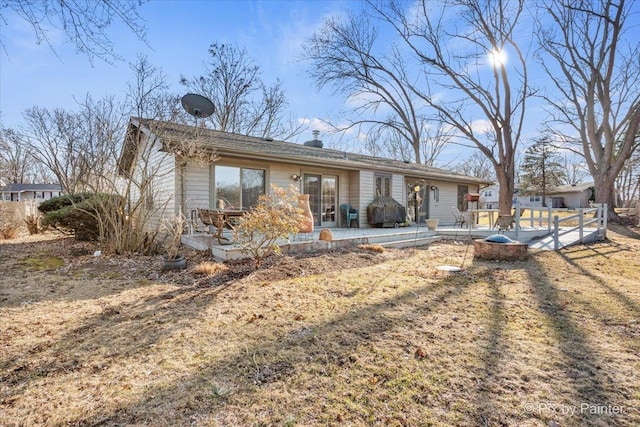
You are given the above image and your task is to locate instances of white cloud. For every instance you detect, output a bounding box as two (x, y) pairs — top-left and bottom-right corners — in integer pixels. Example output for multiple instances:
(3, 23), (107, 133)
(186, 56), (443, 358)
(470, 119), (493, 134)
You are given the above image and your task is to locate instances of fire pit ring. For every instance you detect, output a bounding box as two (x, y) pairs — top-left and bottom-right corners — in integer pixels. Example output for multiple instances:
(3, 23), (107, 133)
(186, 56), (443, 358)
(473, 234), (528, 261)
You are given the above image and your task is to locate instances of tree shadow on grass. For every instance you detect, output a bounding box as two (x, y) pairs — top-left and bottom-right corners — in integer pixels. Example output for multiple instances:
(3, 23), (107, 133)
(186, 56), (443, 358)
(556, 247), (640, 319)
(45, 258), (478, 425)
(523, 252), (627, 426)
(471, 272), (508, 426)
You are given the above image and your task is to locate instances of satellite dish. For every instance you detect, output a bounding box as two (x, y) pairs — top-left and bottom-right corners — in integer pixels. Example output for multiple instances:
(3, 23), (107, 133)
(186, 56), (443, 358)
(181, 93), (214, 118)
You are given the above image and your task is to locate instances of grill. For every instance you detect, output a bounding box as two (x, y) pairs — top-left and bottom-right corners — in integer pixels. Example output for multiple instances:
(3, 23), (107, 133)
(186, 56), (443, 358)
(367, 196), (407, 228)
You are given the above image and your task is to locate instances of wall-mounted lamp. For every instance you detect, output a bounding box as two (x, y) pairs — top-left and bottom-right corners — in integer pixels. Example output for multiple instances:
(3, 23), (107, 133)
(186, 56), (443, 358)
(291, 174), (301, 181)
(430, 185), (440, 202)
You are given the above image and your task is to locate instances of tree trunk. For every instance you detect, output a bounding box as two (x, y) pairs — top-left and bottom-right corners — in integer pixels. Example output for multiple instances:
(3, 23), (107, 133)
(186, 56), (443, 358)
(496, 168), (515, 216)
(594, 173), (620, 223)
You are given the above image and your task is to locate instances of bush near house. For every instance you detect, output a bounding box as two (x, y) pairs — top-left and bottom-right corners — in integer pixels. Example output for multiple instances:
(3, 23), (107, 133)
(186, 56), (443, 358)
(234, 185), (307, 268)
(40, 193), (123, 241)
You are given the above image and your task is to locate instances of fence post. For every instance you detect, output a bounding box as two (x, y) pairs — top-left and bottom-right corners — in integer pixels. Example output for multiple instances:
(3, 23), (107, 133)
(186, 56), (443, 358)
(547, 206), (552, 233)
(602, 203), (608, 240)
(578, 208), (584, 243)
(554, 215), (560, 250)
(515, 205), (520, 239)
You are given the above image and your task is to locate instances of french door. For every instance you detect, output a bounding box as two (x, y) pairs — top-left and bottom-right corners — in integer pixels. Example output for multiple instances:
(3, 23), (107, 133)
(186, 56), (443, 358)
(303, 174), (337, 227)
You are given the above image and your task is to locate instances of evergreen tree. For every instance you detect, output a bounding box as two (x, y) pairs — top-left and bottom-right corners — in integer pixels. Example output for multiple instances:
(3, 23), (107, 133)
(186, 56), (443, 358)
(519, 137), (567, 207)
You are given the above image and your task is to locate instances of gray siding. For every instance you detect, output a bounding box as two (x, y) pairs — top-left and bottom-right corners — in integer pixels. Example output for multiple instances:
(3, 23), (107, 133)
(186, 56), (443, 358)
(427, 180), (460, 226)
(358, 171), (375, 228)
(183, 162), (211, 213)
(133, 136), (177, 232)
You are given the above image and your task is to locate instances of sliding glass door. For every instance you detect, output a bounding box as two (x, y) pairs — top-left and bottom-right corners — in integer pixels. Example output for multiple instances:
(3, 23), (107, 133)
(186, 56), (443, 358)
(303, 174), (337, 227)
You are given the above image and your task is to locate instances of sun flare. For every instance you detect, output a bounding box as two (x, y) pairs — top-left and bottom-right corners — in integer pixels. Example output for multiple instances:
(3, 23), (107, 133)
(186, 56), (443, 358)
(488, 49), (508, 67)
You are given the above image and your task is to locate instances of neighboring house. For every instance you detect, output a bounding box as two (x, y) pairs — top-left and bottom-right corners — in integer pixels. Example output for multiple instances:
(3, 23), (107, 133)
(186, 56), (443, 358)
(118, 118), (492, 230)
(479, 185), (499, 209)
(0, 183), (63, 204)
(547, 182), (596, 209)
(480, 185), (543, 209)
(485, 181), (597, 209)
(513, 188), (544, 208)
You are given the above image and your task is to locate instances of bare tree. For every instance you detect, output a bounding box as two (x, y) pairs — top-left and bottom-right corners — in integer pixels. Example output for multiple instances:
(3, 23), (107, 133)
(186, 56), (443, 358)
(126, 55), (183, 122)
(454, 151), (497, 182)
(615, 150), (640, 208)
(361, 122), (453, 165)
(0, 128), (33, 184)
(559, 154), (590, 186)
(179, 43), (302, 140)
(22, 95), (125, 194)
(306, 0), (532, 215)
(1, 0), (147, 63)
(537, 0), (640, 221)
(304, 13), (439, 165)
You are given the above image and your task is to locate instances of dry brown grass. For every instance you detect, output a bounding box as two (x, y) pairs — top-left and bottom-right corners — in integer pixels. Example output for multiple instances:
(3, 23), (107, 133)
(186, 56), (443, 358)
(1, 226), (639, 426)
(193, 261), (229, 276)
(357, 243), (386, 253)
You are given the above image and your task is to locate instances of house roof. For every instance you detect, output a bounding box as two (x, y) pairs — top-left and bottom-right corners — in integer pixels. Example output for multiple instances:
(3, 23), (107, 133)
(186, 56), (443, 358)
(120, 118), (493, 186)
(0, 183), (62, 193)
(548, 182), (594, 194)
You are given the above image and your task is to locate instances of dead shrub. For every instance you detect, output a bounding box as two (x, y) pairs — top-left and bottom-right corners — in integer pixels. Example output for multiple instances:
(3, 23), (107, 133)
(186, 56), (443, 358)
(24, 214), (44, 235)
(193, 261), (228, 276)
(358, 244), (386, 253)
(234, 185), (307, 269)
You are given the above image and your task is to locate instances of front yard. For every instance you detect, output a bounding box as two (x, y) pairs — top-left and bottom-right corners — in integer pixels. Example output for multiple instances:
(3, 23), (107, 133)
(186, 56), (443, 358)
(1, 226), (639, 426)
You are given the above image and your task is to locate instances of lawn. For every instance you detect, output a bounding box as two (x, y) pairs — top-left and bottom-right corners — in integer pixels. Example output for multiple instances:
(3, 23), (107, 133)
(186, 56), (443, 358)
(1, 225), (639, 426)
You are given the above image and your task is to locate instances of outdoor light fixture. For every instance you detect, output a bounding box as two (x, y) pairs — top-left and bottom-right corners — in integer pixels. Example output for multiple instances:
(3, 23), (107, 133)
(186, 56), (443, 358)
(430, 185), (440, 202)
(291, 174), (301, 181)
(414, 185), (421, 193)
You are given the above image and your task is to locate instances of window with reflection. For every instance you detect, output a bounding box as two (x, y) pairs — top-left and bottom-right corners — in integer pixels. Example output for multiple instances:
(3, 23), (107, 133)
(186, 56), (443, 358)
(215, 166), (265, 210)
(375, 174), (391, 197)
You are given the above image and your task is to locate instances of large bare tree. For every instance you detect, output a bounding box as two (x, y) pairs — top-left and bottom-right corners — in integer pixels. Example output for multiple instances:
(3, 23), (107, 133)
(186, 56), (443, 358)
(305, 13), (443, 165)
(1, 0), (147, 63)
(454, 151), (497, 182)
(306, 0), (532, 215)
(22, 95), (125, 194)
(537, 0), (640, 221)
(179, 43), (301, 140)
(361, 123), (453, 165)
(0, 128), (34, 184)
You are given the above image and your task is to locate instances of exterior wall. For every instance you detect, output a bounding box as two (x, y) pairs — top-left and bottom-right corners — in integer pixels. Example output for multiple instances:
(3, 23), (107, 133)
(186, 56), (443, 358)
(348, 170), (360, 225)
(558, 191), (590, 209)
(144, 144), (488, 231)
(427, 180), (465, 226)
(0, 190), (62, 204)
(182, 162), (211, 216)
(201, 157), (355, 226)
(358, 170), (375, 228)
(514, 195), (543, 208)
(391, 173), (405, 212)
(479, 185), (500, 209)
(135, 136), (177, 233)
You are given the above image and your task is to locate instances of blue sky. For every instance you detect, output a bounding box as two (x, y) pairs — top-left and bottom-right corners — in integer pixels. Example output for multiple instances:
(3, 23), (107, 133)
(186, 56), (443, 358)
(0, 0), (353, 143)
(1, 1), (636, 167)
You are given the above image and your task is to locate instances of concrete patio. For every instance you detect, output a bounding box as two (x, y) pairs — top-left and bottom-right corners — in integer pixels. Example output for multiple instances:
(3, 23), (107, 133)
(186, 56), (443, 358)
(182, 224), (558, 261)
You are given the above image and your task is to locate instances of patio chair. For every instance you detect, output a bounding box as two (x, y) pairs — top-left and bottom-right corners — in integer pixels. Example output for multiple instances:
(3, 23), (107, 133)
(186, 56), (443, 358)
(451, 207), (470, 228)
(340, 204), (359, 228)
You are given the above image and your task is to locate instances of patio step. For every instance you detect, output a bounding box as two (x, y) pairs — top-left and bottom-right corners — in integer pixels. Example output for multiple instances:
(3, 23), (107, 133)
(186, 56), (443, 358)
(361, 229), (436, 245)
(378, 235), (442, 249)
